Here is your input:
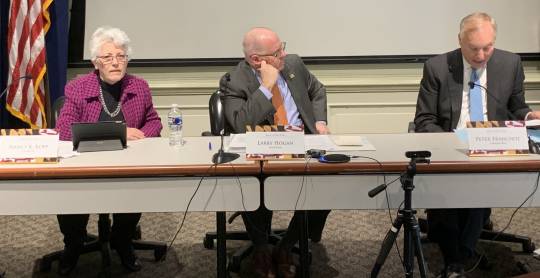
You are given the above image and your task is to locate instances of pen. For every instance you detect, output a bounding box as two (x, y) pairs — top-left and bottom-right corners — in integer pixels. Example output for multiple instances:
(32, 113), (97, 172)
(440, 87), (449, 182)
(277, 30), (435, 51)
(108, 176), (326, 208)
(208, 142), (212, 151)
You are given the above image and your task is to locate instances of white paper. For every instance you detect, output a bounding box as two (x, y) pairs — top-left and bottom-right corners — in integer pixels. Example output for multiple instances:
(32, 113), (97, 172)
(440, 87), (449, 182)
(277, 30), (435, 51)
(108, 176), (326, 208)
(58, 141), (80, 158)
(305, 135), (376, 151)
(226, 134), (246, 151)
(526, 119), (540, 127)
(227, 134), (376, 151)
(331, 135), (364, 146)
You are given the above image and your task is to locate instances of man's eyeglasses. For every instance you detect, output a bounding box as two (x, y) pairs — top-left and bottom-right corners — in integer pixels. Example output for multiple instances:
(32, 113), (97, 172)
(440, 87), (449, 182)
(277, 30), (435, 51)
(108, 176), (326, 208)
(257, 42), (286, 58)
(96, 54), (128, 64)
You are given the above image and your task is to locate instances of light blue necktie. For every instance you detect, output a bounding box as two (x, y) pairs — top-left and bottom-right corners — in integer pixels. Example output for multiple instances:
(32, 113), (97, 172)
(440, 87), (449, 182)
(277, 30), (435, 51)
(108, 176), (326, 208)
(469, 69), (483, 121)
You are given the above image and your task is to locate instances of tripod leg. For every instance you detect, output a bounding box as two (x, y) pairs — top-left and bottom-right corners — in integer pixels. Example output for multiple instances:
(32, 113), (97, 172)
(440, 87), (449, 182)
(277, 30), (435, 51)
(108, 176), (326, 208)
(412, 220), (428, 278)
(370, 216), (403, 278)
(404, 224), (414, 277)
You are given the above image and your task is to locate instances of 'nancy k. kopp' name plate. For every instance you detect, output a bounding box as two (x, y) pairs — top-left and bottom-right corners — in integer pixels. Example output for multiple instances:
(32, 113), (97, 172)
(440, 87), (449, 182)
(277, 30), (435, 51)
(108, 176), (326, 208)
(245, 125), (305, 160)
(0, 129), (59, 163)
(466, 121), (528, 156)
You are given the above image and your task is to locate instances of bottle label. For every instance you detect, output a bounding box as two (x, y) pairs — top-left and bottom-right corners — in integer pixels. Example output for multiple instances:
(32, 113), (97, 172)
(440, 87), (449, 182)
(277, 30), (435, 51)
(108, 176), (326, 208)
(168, 116), (182, 125)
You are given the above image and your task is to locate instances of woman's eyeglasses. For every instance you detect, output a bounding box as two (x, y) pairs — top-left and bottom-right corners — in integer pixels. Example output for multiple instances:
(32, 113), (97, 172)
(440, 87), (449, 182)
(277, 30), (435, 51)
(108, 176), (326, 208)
(96, 54), (128, 64)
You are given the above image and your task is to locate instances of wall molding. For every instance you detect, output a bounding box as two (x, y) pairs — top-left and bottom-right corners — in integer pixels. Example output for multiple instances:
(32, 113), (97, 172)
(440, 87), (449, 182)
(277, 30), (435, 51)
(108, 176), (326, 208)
(67, 61), (540, 136)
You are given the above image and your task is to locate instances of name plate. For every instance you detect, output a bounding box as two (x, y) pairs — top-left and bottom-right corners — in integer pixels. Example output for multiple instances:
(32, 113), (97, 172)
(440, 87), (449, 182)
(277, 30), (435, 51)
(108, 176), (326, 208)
(246, 131), (305, 156)
(0, 129), (59, 159)
(466, 121), (528, 156)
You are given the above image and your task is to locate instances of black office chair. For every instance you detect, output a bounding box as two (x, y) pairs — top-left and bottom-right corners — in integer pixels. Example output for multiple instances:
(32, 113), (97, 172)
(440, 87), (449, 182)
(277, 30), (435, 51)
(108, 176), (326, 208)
(39, 96), (167, 276)
(49, 95), (65, 128)
(408, 121), (536, 253)
(202, 90), (311, 273)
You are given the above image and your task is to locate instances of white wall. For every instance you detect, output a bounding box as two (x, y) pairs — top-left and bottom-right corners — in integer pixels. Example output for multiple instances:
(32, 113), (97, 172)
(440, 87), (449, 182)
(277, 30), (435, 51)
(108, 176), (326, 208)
(84, 0), (540, 59)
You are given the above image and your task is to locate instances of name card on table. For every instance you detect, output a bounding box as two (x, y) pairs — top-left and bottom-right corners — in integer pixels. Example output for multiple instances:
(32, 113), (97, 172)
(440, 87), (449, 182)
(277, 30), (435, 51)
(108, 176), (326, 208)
(0, 129), (60, 163)
(466, 121), (528, 156)
(245, 126), (305, 160)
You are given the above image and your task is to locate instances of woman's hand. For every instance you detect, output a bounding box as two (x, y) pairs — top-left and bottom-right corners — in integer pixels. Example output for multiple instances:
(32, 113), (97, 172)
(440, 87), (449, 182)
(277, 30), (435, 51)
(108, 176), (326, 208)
(127, 128), (146, 140)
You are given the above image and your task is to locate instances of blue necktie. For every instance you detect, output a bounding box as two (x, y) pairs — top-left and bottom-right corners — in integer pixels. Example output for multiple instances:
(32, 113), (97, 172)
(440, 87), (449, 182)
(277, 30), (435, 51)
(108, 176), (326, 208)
(469, 69), (483, 121)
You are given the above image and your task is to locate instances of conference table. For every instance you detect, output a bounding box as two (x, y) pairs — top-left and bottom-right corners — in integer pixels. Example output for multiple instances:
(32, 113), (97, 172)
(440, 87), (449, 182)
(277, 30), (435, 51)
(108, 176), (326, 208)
(0, 136), (261, 278)
(2, 133), (540, 277)
(263, 132), (540, 277)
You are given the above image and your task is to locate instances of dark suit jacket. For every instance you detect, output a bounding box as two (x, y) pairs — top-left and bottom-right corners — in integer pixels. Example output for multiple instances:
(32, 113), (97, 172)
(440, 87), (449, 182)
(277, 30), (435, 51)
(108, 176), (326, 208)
(414, 48), (531, 132)
(219, 54), (327, 134)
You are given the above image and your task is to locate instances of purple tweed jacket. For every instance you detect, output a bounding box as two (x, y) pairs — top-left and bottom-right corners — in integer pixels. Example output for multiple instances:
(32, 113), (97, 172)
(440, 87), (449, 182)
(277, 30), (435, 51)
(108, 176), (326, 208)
(56, 71), (162, 141)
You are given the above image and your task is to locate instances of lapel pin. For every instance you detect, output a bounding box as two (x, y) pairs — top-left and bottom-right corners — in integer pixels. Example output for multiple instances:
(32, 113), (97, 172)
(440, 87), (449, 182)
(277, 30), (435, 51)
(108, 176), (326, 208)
(289, 73), (295, 79)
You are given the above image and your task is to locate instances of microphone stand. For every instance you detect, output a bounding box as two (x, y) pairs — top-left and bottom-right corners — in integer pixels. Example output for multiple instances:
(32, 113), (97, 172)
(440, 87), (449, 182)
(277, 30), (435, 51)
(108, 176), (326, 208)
(369, 151), (430, 278)
(211, 131), (239, 164)
(0, 75), (33, 100)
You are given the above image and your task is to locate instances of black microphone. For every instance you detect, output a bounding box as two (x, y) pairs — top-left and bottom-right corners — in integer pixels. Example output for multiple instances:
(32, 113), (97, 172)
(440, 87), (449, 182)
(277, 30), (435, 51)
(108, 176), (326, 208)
(211, 129), (240, 164)
(0, 75), (32, 100)
(467, 81), (504, 107)
(467, 80), (518, 120)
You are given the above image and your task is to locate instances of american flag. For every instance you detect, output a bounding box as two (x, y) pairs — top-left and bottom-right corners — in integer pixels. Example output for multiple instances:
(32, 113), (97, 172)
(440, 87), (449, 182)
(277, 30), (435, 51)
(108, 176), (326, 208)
(5, 0), (52, 128)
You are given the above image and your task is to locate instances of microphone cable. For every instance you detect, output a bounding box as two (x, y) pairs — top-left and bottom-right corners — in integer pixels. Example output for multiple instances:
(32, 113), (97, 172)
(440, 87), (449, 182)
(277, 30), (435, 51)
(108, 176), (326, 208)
(230, 160), (275, 237)
(310, 153), (410, 271)
(167, 163), (217, 254)
(466, 171), (540, 274)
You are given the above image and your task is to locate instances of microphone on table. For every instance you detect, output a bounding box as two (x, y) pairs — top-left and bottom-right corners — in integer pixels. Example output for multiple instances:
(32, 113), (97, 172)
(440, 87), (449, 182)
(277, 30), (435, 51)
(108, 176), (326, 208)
(211, 129), (240, 164)
(0, 75), (33, 99)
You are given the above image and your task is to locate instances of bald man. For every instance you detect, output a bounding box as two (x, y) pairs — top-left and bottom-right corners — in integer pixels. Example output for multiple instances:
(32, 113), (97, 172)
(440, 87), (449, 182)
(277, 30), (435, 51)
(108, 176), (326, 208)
(414, 12), (540, 277)
(220, 27), (330, 278)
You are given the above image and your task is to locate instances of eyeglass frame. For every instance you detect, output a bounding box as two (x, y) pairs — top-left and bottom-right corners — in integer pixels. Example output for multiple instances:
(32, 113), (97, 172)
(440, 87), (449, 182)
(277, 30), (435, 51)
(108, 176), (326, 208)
(96, 54), (129, 64)
(255, 41), (286, 58)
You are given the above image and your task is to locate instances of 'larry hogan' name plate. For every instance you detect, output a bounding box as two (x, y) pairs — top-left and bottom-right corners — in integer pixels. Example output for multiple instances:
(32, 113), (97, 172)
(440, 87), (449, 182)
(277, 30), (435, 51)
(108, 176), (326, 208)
(246, 131), (304, 155)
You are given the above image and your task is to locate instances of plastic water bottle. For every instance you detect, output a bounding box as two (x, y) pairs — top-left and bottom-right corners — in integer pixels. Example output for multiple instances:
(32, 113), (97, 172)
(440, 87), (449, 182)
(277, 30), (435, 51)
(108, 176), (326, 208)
(168, 104), (183, 147)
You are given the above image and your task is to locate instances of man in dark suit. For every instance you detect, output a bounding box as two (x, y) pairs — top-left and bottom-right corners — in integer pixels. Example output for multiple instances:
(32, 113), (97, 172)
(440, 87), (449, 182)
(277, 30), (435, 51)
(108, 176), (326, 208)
(414, 12), (540, 277)
(220, 27), (330, 278)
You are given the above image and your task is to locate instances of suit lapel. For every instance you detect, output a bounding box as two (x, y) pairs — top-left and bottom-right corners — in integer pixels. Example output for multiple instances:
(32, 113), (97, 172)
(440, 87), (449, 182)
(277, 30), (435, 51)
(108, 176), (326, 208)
(282, 64), (301, 104)
(486, 50), (500, 120)
(448, 49), (464, 129)
(84, 72), (104, 122)
(281, 61), (307, 122)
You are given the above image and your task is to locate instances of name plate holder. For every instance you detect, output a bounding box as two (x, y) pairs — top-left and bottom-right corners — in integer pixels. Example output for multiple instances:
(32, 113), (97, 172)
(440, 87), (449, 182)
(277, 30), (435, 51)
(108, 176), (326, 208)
(466, 121), (529, 156)
(245, 125), (305, 160)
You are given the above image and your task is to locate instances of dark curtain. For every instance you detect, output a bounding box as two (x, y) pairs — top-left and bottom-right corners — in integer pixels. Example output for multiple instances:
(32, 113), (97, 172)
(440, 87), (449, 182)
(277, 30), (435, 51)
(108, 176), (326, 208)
(45, 0), (69, 127)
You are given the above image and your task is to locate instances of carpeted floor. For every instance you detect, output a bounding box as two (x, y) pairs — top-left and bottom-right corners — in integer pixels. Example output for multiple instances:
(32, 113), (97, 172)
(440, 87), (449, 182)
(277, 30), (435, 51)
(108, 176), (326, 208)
(0, 208), (539, 277)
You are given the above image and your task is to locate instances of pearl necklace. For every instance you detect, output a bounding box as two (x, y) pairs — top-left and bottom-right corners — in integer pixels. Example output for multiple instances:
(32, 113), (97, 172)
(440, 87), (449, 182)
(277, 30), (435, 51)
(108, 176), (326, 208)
(98, 86), (122, 118)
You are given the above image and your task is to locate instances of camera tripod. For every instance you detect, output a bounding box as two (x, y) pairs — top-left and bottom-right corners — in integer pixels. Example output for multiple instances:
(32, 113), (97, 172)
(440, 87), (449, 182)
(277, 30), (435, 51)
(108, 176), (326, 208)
(369, 151), (431, 278)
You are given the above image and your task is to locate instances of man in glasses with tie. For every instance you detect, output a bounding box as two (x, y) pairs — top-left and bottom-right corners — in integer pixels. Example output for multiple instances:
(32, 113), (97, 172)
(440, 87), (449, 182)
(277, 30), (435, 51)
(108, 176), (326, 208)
(220, 27), (330, 278)
(414, 12), (540, 278)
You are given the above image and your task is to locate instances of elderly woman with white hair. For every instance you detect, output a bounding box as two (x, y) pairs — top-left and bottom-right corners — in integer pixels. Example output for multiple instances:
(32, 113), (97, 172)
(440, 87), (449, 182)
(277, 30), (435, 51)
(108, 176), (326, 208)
(55, 26), (162, 275)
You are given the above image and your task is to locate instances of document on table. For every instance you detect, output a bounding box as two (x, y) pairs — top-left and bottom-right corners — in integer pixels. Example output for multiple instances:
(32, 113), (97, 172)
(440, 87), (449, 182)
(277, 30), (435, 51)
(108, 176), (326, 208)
(227, 134), (247, 152)
(58, 141), (80, 158)
(305, 135), (375, 151)
(526, 119), (540, 128)
(228, 134), (376, 151)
